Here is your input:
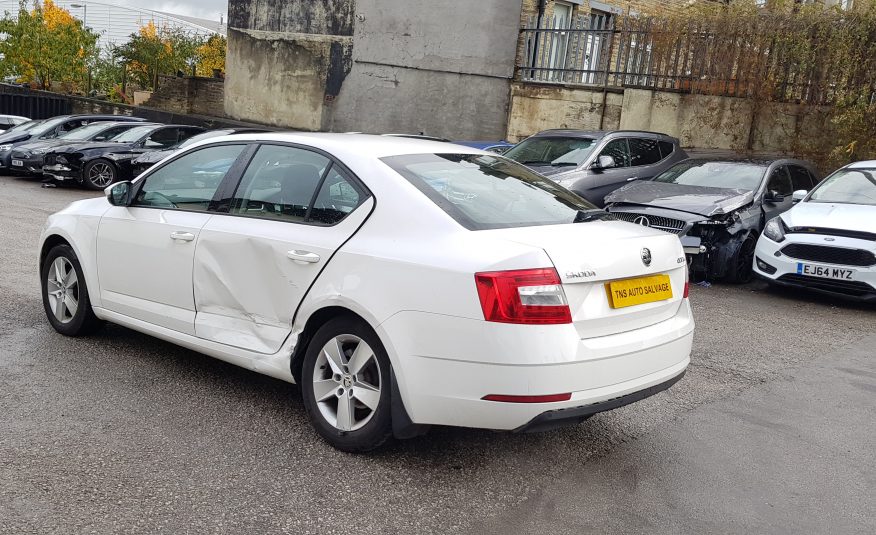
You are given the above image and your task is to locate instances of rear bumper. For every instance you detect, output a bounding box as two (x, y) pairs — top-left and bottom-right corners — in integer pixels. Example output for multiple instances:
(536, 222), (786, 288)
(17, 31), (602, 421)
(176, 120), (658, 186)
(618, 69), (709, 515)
(380, 301), (694, 431)
(515, 370), (686, 433)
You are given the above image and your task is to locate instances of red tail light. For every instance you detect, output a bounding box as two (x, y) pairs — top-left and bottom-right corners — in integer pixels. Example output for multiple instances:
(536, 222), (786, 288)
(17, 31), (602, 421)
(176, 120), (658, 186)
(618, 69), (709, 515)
(474, 268), (572, 325)
(683, 265), (690, 299)
(482, 393), (572, 403)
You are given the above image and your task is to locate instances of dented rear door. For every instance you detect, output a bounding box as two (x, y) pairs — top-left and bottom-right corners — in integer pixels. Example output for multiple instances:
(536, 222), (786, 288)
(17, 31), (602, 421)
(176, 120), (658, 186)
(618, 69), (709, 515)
(191, 146), (373, 354)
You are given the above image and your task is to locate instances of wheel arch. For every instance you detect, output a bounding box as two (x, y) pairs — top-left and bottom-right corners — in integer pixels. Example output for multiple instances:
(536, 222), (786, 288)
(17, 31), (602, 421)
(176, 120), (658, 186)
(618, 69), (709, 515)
(39, 233), (72, 268)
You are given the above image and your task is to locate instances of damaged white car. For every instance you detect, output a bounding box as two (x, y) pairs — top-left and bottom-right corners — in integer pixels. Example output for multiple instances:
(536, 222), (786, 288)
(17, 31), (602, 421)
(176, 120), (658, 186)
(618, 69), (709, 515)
(39, 133), (693, 451)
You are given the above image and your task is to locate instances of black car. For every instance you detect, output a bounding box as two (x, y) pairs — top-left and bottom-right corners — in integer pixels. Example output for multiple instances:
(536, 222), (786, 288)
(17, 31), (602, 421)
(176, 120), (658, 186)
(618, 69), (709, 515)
(131, 127), (273, 177)
(504, 130), (688, 207)
(0, 114), (146, 171)
(43, 124), (205, 189)
(605, 158), (819, 282)
(10, 121), (156, 175)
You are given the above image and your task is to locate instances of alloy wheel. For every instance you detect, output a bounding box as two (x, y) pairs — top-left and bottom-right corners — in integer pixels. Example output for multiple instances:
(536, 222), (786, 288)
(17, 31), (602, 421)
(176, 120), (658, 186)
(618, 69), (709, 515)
(46, 257), (79, 324)
(311, 334), (382, 432)
(87, 162), (115, 188)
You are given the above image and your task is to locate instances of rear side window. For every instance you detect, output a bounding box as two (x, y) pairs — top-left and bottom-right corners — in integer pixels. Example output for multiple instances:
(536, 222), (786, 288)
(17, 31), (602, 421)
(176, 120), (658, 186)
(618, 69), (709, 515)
(788, 165), (814, 191)
(309, 166), (364, 225)
(628, 138), (662, 166)
(231, 145), (330, 223)
(658, 141), (675, 158)
(382, 153), (597, 231)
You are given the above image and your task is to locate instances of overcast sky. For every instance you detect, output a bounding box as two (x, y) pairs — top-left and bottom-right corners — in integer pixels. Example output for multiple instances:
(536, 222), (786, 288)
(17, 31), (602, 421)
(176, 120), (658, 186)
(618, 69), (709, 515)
(115, 0), (228, 21)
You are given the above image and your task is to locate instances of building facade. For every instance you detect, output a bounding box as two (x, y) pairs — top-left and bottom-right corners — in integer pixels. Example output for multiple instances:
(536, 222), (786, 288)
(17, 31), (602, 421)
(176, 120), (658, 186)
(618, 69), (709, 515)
(225, 0), (524, 139)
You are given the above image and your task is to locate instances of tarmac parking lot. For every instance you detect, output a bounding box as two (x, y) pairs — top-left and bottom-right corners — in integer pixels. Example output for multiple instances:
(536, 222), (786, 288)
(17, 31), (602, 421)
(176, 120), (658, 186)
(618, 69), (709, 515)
(1, 174), (874, 534)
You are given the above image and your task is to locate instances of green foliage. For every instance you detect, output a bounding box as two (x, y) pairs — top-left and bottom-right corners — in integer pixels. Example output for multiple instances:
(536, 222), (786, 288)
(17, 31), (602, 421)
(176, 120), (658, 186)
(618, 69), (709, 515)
(115, 20), (204, 90)
(0, 0), (98, 91)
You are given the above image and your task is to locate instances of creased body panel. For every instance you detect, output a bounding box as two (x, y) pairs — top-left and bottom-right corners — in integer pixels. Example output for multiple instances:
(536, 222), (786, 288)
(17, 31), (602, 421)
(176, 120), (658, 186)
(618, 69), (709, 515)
(192, 199), (373, 354)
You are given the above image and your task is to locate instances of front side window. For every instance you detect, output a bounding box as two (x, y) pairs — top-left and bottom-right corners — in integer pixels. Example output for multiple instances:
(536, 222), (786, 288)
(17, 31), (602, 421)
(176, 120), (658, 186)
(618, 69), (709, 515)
(230, 145), (330, 223)
(504, 136), (598, 167)
(767, 166), (793, 196)
(809, 168), (876, 206)
(788, 165), (814, 191)
(144, 128), (180, 148)
(654, 161), (766, 191)
(628, 138), (663, 166)
(382, 153), (598, 231)
(597, 139), (631, 168)
(133, 144), (246, 211)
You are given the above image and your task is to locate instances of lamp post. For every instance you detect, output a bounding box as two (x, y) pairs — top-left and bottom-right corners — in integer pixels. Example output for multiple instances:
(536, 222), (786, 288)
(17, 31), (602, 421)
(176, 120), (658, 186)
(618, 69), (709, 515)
(70, 3), (87, 28)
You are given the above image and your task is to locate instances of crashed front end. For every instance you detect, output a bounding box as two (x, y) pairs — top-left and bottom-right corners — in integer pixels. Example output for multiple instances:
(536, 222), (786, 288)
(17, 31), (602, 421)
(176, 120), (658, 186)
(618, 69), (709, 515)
(607, 192), (759, 281)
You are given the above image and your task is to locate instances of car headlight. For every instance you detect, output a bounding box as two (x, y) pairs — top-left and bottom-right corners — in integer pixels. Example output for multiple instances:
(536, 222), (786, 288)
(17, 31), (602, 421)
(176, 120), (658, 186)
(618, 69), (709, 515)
(0, 144), (12, 151)
(106, 153), (129, 161)
(763, 217), (787, 243)
(33, 148), (47, 155)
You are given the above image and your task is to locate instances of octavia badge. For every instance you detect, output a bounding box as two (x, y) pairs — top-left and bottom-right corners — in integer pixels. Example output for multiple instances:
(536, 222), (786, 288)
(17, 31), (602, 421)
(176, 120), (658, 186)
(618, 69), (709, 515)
(641, 248), (652, 267)
(633, 215), (651, 227)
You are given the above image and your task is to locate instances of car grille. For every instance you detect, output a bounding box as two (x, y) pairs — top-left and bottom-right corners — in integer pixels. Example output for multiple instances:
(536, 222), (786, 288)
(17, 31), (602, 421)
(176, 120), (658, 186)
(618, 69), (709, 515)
(611, 212), (686, 234)
(781, 243), (876, 267)
(778, 274), (875, 297)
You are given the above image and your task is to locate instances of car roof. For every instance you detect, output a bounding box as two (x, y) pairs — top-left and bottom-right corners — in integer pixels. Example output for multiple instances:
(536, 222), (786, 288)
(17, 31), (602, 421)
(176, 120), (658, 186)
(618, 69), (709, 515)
(197, 132), (485, 158)
(846, 160), (876, 169)
(529, 129), (676, 140)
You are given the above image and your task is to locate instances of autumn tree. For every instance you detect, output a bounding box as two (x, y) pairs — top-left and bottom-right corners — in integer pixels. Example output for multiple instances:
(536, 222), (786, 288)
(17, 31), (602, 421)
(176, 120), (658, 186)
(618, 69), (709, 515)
(0, 0), (97, 90)
(195, 34), (226, 77)
(116, 20), (203, 90)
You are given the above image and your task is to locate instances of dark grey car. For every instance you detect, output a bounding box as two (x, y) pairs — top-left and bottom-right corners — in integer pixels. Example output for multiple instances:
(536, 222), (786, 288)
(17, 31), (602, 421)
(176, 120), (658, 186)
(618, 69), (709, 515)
(504, 130), (688, 207)
(605, 158), (819, 283)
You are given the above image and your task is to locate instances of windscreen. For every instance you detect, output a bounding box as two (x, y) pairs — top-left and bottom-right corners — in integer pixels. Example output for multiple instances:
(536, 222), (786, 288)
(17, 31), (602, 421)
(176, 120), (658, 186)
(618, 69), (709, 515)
(504, 136), (598, 167)
(58, 123), (112, 140)
(112, 126), (156, 143)
(653, 161), (766, 191)
(6, 120), (42, 133)
(808, 168), (876, 206)
(381, 153), (599, 230)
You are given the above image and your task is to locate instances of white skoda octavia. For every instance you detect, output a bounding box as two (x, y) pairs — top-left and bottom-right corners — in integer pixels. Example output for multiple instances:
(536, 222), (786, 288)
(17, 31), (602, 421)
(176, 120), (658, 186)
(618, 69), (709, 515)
(39, 133), (693, 451)
(754, 160), (876, 302)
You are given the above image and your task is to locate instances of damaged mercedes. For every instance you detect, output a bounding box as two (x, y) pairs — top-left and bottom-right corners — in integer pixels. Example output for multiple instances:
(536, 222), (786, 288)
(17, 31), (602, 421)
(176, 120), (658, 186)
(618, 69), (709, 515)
(605, 158), (819, 282)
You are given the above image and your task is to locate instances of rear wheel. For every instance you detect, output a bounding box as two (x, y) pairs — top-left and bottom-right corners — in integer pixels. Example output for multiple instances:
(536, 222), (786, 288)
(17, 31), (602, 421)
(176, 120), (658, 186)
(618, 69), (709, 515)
(83, 159), (117, 190)
(41, 244), (102, 336)
(725, 235), (757, 284)
(301, 316), (392, 452)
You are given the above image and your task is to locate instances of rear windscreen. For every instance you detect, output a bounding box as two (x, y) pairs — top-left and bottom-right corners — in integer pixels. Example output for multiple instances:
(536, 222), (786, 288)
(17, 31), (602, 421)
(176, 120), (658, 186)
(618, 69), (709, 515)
(381, 153), (597, 230)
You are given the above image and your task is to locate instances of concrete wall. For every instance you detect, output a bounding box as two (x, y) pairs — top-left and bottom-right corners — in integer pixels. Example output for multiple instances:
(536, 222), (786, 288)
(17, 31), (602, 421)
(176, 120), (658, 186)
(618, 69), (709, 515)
(507, 82), (837, 158)
(225, 0), (523, 139)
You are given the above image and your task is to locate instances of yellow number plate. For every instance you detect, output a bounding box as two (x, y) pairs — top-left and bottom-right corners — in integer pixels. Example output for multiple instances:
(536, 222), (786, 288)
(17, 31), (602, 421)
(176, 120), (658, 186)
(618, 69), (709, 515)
(605, 274), (673, 309)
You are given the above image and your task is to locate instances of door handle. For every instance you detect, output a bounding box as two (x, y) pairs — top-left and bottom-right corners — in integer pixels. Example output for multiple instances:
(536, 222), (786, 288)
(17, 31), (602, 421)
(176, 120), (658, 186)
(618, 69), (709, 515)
(626, 176), (639, 181)
(287, 250), (320, 264)
(170, 231), (195, 242)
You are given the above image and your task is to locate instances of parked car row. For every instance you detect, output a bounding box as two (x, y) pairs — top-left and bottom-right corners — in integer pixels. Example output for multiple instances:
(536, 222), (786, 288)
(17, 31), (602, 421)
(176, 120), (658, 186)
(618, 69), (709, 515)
(0, 113), (273, 190)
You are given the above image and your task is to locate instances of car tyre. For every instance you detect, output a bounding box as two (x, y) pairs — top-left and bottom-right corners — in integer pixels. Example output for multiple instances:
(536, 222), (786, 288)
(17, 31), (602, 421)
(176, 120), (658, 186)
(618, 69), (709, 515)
(301, 315), (393, 452)
(41, 244), (102, 336)
(82, 159), (118, 190)
(725, 234), (757, 284)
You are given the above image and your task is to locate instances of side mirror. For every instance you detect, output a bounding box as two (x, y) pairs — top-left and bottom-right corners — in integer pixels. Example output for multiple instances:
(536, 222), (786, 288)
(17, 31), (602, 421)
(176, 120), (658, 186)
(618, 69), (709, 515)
(105, 181), (132, 206)
(792, 189), (808, 204)
(591, 155), (615, 171)
(765, 190), (785, 203)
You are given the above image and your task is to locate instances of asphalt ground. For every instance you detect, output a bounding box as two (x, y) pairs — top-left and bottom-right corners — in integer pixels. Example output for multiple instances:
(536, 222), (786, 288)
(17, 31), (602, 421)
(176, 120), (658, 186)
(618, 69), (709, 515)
(1, 174), (874, 534)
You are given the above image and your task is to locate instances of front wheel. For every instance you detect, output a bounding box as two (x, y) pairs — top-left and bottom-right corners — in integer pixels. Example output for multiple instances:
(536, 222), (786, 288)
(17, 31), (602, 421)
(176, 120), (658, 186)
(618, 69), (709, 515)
(41, 244), (102, 336)
(82, 159), (117, 190)
(301, 316), (393, 452)
(725, 235), (757, 284)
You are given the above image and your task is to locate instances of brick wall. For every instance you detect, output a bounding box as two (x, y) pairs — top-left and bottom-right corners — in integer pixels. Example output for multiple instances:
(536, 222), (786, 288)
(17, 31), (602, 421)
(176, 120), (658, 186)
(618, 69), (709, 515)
(144, 76), (226, 118)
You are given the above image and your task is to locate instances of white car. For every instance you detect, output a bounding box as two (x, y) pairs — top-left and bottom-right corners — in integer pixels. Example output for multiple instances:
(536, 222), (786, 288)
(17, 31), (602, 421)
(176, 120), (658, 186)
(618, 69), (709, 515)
(0, 114), (29, 133)
(39, 133), (693, 451)
(754, 160), (876, 301)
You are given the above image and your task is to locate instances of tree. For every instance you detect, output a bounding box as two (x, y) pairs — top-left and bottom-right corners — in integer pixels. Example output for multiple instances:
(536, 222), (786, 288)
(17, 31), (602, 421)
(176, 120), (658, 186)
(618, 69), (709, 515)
(116, 20), (203, 90)
(0, 0), (97, 91)
(195, 34), (226, 77)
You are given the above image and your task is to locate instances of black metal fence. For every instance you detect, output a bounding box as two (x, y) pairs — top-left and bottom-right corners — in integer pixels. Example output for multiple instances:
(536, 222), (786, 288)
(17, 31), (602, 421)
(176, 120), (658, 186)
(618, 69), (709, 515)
(0, 86), (72, 119)
(518, 13), (876, 106)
